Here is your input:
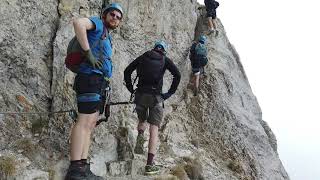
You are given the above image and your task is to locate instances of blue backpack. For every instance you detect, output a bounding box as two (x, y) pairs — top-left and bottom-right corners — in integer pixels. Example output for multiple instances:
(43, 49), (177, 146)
(195, 43), (208, 66)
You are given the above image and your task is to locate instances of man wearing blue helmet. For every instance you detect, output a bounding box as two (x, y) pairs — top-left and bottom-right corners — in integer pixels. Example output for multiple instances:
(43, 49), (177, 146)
(124, 41), (181, 175)
(189, 35), (208, 96)
(65, 3), (123, 180)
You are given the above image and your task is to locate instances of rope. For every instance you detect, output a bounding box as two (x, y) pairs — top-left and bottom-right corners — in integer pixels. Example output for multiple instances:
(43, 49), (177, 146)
(0, 110), (74, 115)
(109, 101), (134, 105)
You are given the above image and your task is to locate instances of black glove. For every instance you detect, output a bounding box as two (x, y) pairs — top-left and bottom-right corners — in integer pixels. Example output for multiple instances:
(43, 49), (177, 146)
(126, 84), (134, 94)
(83, 49), (102, 69)
(161, 92), (172, 100)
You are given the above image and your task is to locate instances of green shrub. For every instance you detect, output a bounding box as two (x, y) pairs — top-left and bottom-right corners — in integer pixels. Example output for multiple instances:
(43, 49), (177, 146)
(31, 117), (49, 134)
(0, 156), (16, 178)
(227, 160), (243, 173)
(14, 138), (38, 159)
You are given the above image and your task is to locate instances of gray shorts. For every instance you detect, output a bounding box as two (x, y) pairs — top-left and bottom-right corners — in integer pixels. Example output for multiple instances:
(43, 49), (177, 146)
(134, 92), (163, 127)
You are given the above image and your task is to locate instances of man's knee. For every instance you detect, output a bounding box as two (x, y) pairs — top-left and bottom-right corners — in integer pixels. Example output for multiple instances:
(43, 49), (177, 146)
(77, 113), (99, 130)
(149, 124), (159, 134)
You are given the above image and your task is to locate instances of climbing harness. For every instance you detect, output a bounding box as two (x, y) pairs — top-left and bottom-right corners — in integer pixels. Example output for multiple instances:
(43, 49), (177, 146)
(96, 88), (135, 126)
(0, 109), (78, 123)
(0, 98), (133, 127)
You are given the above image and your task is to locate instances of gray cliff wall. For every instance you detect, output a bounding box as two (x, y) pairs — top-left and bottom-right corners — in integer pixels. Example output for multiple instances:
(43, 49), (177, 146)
(0, 0), (289, 179)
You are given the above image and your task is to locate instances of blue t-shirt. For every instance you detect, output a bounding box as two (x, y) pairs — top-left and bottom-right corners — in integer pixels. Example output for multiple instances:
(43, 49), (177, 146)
(78, 16), (113, 79)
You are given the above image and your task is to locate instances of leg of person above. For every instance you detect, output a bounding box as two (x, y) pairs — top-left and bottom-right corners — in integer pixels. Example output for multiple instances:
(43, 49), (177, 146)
(212, 17), (219, 37)
(205, 0), (214, 33)
(191, 73), (196, 86)
(211, 7), (219, 37)
(135, 120), (147, 154)
(205, 0), (218, 36)
(207, 17), (215, 33)
(194, 72), (200, 96)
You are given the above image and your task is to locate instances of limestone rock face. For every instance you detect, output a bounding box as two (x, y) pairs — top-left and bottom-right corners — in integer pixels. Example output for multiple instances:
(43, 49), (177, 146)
(0, 0), (289, 180)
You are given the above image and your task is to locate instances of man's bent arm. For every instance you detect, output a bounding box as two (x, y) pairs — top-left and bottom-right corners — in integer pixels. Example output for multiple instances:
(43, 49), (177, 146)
(73, 18), (95, 51)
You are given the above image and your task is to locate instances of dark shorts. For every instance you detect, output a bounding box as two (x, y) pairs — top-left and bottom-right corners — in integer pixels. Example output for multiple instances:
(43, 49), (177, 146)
(134, 92), (164, 127)
(205, 0), (217, 18)
(206, 9), (216, 19)
(73, 73), (106, 114)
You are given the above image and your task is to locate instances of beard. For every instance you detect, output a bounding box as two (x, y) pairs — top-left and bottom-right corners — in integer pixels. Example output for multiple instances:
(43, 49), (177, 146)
(105, 20), (119, 30)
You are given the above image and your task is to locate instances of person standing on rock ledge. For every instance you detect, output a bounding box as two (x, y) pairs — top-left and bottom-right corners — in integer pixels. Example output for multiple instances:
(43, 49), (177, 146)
(124, 41), (181, 175)
(204, 0), (219, 36)
(65, 3), (124, 180)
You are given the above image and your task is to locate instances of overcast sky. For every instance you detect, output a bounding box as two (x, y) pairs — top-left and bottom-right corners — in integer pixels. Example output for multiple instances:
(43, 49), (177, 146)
(198, 0), (320, 179)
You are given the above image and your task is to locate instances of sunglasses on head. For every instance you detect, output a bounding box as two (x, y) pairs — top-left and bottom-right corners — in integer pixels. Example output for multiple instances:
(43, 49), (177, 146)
(109, 12), (122, 20)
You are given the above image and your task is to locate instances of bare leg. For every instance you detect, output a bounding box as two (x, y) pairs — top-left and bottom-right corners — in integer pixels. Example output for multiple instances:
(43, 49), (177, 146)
(208, 17), (214, 30)
(148, 124), (158, 154)
(194, 73), (200, 96)
(212, 18), (217, 30)
(81, 112), (98, 159)
(191, 74), (196, 86)
(70, 112), (99, 160)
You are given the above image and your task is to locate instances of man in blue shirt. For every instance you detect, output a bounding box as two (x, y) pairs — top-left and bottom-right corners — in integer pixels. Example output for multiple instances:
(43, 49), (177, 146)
(65, 3), (123, 180)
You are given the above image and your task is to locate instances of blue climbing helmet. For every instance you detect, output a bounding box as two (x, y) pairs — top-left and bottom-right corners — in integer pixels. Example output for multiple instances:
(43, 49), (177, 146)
(101, 3), (123, 18)
(154, 40), (167, 52)
(198, 35), (207, 44)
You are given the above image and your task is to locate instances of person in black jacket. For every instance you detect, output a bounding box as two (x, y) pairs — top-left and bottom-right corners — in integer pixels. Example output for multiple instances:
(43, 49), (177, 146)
(124, 41), (181, 175)
(204, 0), (219, 36)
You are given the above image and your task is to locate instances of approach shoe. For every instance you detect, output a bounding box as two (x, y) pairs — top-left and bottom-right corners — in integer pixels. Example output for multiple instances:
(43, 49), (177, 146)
(145, 164), (160, 175)
(84, 163), (104, 180)
(134, 134), (146, 154)
(65, 163), (87, 180)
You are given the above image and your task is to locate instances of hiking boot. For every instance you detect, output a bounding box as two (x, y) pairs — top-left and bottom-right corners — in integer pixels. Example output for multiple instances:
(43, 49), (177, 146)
(65, 163), (87, 180)
(134, 134), (146, 154)
(84, 163), (104, 180)
(145, 164), (160, 175)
